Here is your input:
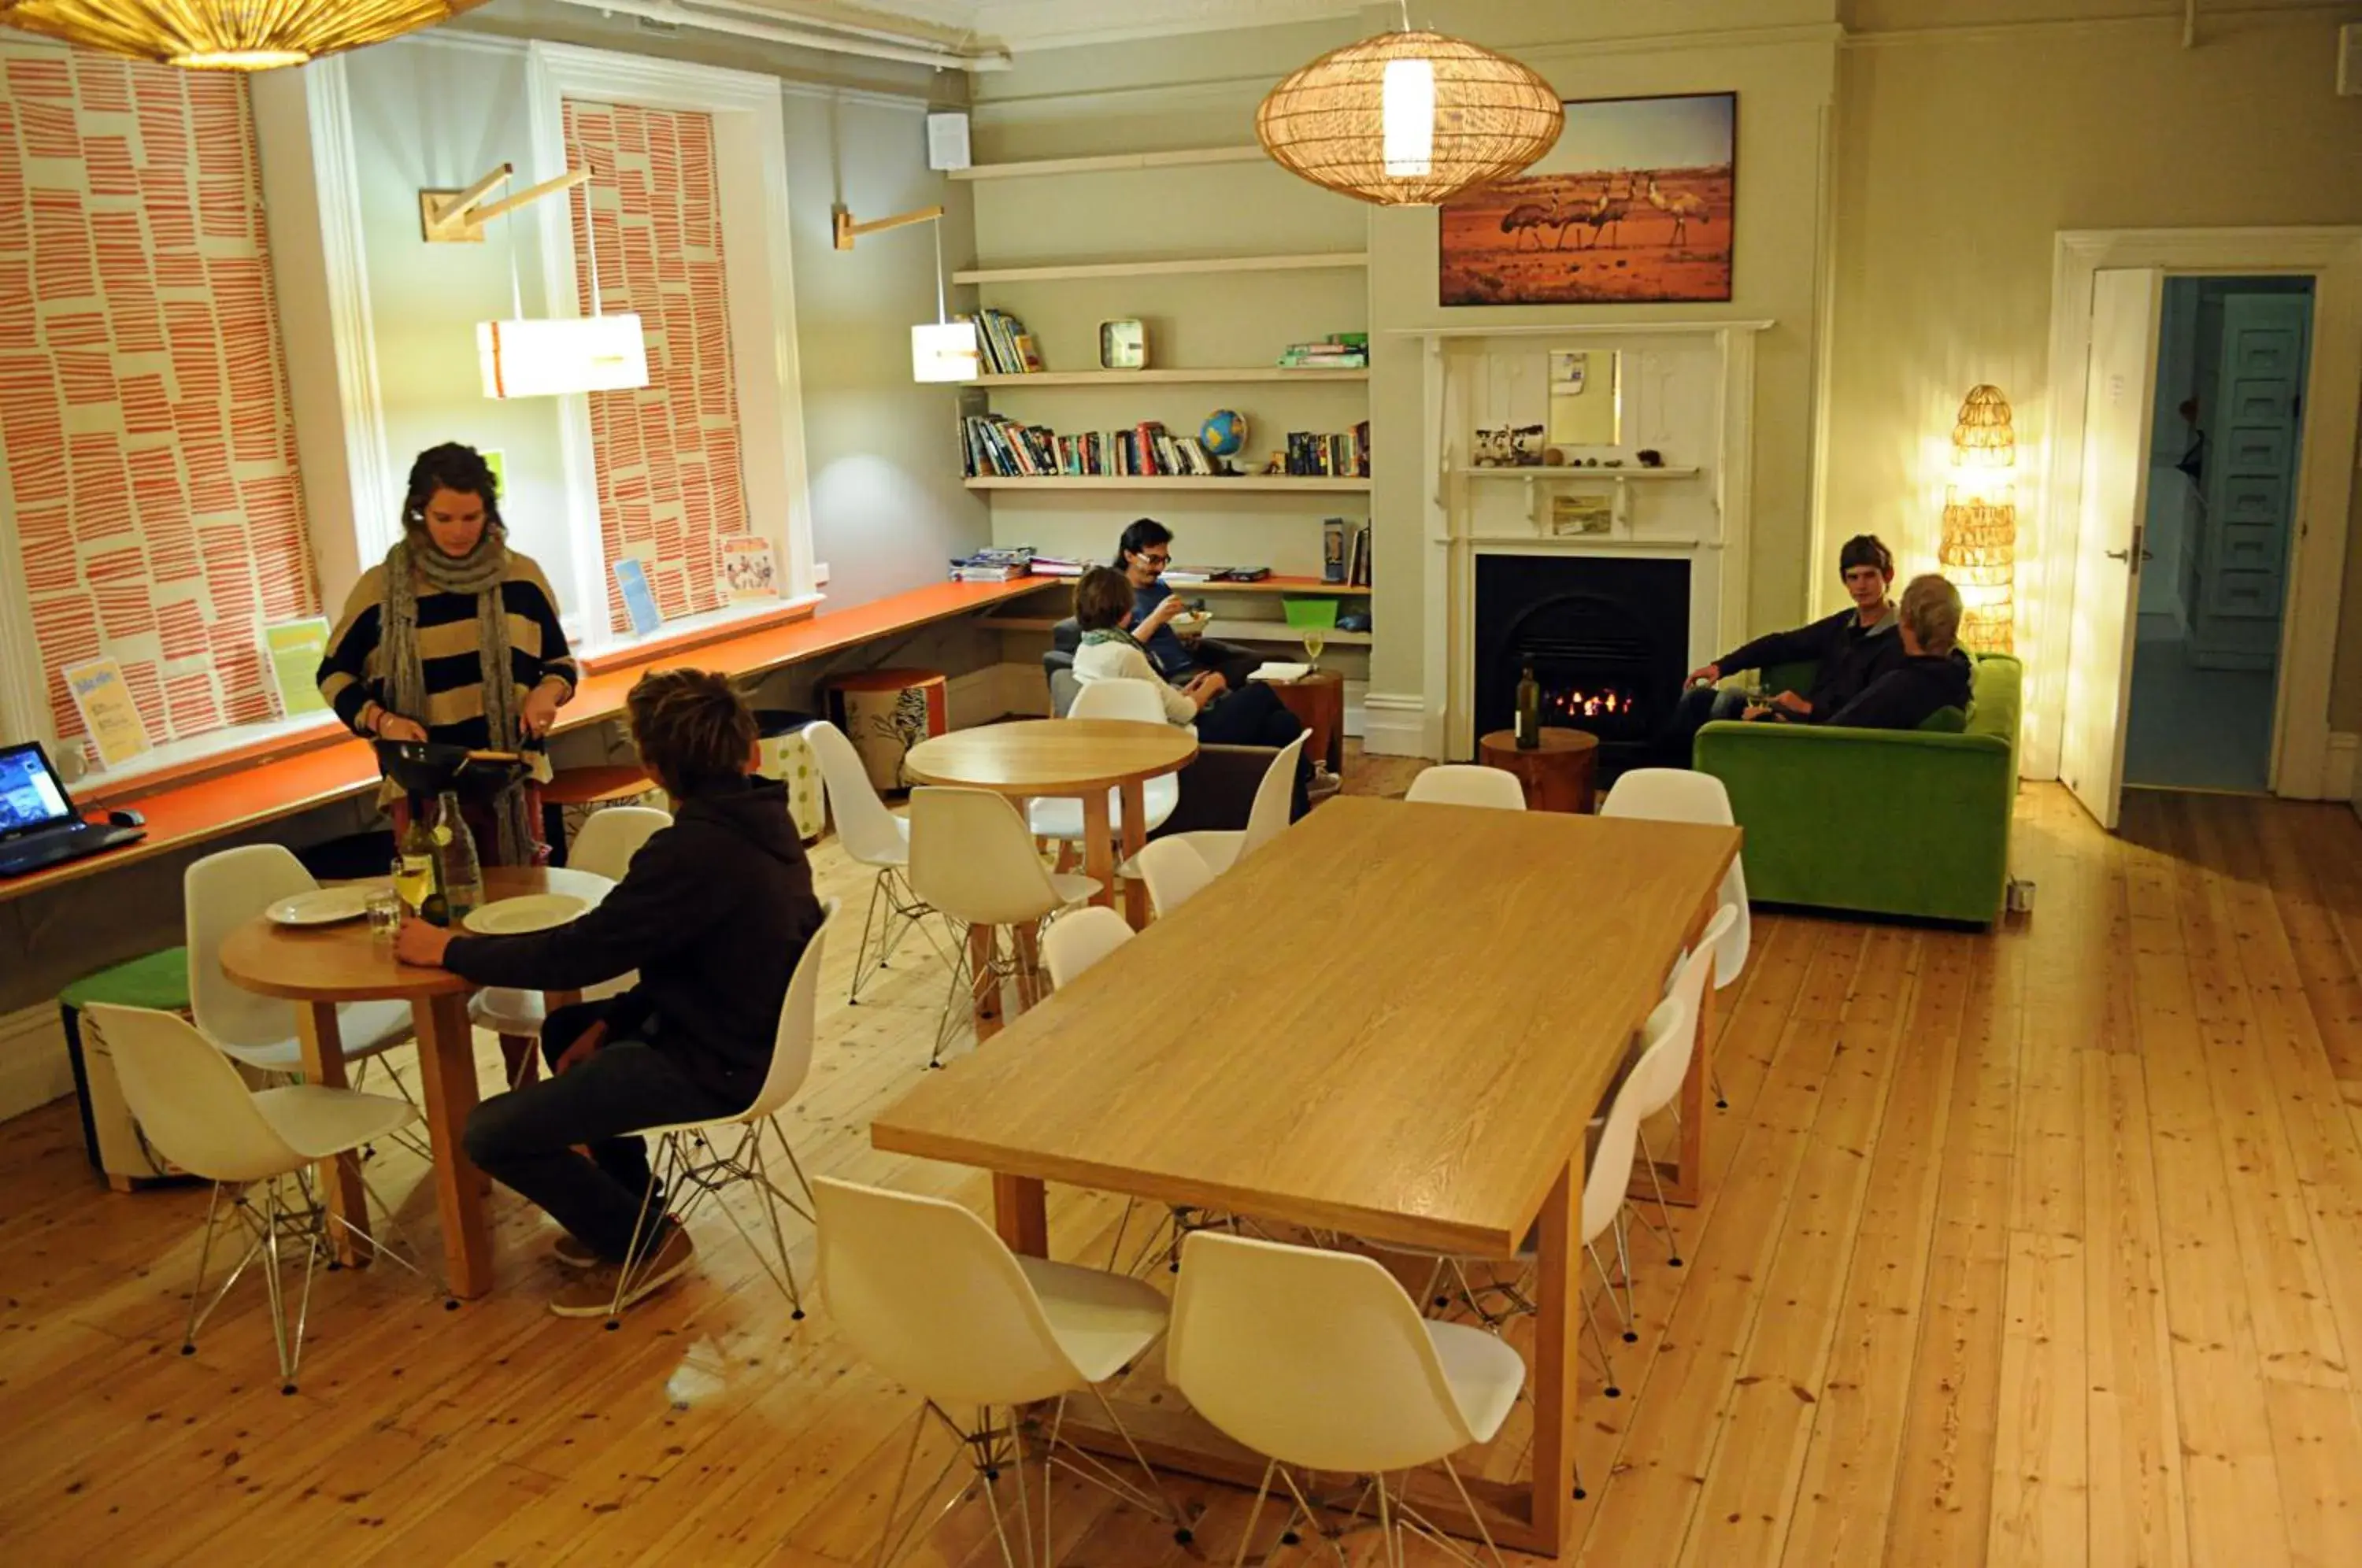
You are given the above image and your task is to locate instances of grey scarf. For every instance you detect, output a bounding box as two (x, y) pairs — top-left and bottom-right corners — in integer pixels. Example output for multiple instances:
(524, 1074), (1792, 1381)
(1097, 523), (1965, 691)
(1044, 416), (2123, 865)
(381, 528), (538, 865)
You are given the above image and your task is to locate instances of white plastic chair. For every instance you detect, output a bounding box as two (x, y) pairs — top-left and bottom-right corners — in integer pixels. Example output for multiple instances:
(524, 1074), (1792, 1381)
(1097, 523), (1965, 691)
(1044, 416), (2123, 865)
(472, 805), (671, 1087)
(1617, 907), (1734, 1267)
(82, 1003), (439, 1393)
(1169, 1230), (1527, 1566)
(1042, 906), (1134, 989)
(1147, 730), (1305, 878)
(1603, 767), (1751, 1106)
(601, 900), (839, 1325)
(805, 719), (946, 1004)
(813, 1175), (1185, 1566)
(1131, 837), (1213, 919)
(1405, 764), (1528, 811)
(185, 844), (414, 1076)
(909, 786), (1100, 1066)
(1026, 679), (1183, 844)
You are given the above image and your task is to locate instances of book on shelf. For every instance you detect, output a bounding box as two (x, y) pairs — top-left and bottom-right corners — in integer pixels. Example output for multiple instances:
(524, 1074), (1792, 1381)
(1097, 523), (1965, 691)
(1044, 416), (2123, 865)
(1346, 522), (1372, 587)
(1277, 331), (1369, 369)
(949, 545), (1035, 582)
(964, 413), (1222, 479)
(1027, 555), (1088, 577)
(1281, 421), (1372, 478)
(1322, 517), (1349, 583)
(964, 309), (1041, 376)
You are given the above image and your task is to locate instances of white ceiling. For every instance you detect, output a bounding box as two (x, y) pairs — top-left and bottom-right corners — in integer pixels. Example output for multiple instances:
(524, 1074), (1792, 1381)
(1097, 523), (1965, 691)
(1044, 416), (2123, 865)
(731, 0), (1360, 53)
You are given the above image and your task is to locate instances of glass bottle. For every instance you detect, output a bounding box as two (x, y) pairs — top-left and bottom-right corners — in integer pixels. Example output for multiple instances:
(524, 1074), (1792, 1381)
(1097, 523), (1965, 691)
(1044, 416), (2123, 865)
(1514, 662), (1542, 750)
(432, 789), (483, 926)
(396, 814), (437, 915)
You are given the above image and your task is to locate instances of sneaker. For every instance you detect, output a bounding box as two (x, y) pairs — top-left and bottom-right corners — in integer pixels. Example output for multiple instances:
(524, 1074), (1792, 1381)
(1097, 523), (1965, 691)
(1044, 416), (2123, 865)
(551, 1233), (599, 1270)
(549, 1225), (696, 1318)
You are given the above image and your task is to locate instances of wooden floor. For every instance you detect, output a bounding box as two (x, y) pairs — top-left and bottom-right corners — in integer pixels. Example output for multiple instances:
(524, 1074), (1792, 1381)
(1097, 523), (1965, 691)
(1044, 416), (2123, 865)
(6, 769), (2362, 1566)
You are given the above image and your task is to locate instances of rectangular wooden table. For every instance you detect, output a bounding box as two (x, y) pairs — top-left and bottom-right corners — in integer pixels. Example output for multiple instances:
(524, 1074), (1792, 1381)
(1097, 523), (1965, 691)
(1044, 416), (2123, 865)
(870, 795), (1739, 1558)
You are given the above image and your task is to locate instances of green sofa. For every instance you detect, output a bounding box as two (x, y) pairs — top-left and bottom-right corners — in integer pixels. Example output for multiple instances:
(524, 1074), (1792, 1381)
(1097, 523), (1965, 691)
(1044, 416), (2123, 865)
(1692, 653), (2021, 926)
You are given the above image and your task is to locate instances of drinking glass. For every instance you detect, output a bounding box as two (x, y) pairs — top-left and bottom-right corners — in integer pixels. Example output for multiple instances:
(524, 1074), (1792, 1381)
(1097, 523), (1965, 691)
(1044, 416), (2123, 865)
(1301, 630), (1326, 671)
(392, 853), (430, 914)
(365, 883), (404, 941)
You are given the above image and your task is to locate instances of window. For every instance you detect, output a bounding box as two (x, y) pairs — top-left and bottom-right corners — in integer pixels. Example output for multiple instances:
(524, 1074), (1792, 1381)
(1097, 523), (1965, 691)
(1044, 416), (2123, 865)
(0, 42), (318, 759)
(563, 99), (750, 633)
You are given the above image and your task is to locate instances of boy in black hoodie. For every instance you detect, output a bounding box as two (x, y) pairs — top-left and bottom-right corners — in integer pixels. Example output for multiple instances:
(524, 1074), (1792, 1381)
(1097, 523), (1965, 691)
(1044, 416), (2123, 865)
(1749, 573), (1974, 732)
(396, 668), (824, 1317)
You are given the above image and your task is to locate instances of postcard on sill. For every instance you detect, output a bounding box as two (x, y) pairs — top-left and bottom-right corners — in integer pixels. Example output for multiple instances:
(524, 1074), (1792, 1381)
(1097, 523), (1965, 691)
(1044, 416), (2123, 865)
(719, 534), (779, 603)
(64, 656), (152, 771)
(262, 617), (331, 719)
(613, 557), (664, 637)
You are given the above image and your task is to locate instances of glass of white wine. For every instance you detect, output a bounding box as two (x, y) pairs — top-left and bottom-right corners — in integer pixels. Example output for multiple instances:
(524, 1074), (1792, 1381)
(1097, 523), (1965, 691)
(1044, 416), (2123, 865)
(391, 853), (431, 915)
(1301, 629), (1326, 671)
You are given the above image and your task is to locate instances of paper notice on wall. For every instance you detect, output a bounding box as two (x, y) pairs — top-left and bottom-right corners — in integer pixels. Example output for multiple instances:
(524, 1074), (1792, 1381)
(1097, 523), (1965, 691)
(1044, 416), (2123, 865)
(65, 657), (154, 771)
(719, 534), (779, 603)
(262, 617), (331, 718)
(613, 557), (663, 637)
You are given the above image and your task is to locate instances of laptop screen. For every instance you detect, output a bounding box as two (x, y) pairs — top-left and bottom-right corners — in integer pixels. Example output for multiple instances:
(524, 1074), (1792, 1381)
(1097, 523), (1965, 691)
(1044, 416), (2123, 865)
(0, 744), (74, 837)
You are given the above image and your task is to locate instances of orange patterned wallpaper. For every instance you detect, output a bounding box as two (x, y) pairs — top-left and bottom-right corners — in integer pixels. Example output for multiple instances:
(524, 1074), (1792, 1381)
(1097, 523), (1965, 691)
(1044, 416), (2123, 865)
(0, 43), (317, 752)
(562, 99), (746, 634)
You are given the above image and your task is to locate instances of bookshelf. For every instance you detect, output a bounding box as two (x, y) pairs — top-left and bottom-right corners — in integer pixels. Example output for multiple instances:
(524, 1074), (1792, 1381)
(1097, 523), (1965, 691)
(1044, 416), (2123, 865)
(953, 252), (1367, 286)
(964, 475), (1369, 493)
(968, 368), (1368, 387)
(949, 146), (1265, 181)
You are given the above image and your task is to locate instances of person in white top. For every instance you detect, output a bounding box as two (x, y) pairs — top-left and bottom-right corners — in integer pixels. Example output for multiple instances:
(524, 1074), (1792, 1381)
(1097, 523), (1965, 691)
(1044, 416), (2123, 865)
(1069, 568), (1312, 817)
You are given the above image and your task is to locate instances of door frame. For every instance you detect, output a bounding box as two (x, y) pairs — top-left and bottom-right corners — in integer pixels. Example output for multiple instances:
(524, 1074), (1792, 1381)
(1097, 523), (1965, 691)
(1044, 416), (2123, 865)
(2031, 227), (2362, 796)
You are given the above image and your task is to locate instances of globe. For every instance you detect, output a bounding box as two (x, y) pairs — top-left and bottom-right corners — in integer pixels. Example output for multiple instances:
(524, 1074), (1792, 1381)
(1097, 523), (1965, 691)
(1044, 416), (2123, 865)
(1200, 409), (1249, 459)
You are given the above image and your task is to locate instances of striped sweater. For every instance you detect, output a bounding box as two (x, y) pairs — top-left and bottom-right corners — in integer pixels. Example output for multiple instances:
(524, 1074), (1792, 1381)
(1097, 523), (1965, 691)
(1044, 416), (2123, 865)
(317, 555), (577, 750)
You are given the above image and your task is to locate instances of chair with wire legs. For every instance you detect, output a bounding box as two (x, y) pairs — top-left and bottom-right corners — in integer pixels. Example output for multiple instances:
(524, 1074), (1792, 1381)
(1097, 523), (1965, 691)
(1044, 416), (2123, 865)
(85, 1004), (448, 1394)
(1169, 1230), (1528, 1567)
(909, 787), (1099, 1067)
(1405, 764), (1530, 811)
(472, 805), (671, 1089)
(1602, 767), (1753, 1109)
(602, 900), (840, 1328)
(1615, 908), (1732, 1274)
(812, 1174), (1192, 1567)
(1028, 681), (1184, 893)
(1131, 837), (1213, 919)
(805, 719), (950, 1005)
(185, 845), (419, 1133)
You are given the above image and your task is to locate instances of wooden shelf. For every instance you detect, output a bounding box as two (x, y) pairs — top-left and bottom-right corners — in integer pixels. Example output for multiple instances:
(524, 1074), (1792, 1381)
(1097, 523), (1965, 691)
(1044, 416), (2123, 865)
(1152, 577), (1368, 596)
(1454, 465), (1701, 480)
(968, 368), (1367, 387)
(955, 252), (1368, 286)
(950, 146), (1264, 181)
(977, 615), (1372, 646)
(964, 475), (1370, 493)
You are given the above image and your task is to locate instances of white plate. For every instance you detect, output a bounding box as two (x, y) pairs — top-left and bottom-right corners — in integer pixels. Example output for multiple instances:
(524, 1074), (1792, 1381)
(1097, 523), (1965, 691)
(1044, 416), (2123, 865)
(464, 893), (587, 936)
(268, 887), (372, 927)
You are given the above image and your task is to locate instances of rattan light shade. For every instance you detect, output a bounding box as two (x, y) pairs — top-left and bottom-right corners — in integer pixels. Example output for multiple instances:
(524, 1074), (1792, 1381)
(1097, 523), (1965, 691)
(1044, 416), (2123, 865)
(0, 0), (486, 70)
(1257, 28), (1563, 206)
(1942, 385), (2018, 653)
(1950, 383), (2016, 468)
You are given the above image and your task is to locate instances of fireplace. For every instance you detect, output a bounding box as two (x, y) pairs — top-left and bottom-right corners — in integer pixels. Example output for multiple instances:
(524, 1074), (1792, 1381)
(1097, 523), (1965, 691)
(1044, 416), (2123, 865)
(1472, 555), (1692, 770)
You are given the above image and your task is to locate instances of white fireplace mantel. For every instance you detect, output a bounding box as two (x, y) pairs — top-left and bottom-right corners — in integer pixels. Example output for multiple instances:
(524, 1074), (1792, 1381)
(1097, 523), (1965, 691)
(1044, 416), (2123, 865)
(1398, 321), (1772, 759)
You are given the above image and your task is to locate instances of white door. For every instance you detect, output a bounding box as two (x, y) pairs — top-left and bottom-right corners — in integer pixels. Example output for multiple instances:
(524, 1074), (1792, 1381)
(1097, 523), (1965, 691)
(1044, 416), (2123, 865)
(2060, 267), (2164, 830)
(2190, 292), (2312, 671)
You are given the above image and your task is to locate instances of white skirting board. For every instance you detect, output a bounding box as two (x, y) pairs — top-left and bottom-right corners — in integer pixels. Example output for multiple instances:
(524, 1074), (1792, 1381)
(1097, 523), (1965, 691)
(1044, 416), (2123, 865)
(1361, 692), (1434, 758)
(0, 1003), (72, 1125)
(2327, 730), (2356, 806)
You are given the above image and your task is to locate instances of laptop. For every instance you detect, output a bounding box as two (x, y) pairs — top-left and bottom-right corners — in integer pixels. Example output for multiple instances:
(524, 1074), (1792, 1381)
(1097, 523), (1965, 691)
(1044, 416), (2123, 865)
(0, 741), (146, 878)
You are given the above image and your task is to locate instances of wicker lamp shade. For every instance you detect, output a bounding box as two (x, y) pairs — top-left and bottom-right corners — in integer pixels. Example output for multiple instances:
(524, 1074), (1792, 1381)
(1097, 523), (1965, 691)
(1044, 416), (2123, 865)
(1257, 28), (1563, 206)
(1950, 383), (2016, 470)
(1942, 385), (2017, 653)
(0, 0), (487, 70)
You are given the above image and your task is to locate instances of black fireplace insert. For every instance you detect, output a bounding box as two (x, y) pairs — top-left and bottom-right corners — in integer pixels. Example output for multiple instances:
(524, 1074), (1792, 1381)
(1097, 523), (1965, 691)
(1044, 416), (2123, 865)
(1473, 555), (1692, 770)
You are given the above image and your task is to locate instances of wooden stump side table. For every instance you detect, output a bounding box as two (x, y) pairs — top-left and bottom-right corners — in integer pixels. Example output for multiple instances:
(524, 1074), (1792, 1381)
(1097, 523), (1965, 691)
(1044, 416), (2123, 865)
(1268, 670), (1346, 776)
(1478, 727), (1599, 813)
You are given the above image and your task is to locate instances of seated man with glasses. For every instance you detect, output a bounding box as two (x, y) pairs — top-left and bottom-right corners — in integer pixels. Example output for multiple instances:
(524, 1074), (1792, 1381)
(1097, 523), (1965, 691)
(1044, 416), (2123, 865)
(1113, 517), (1264, 694)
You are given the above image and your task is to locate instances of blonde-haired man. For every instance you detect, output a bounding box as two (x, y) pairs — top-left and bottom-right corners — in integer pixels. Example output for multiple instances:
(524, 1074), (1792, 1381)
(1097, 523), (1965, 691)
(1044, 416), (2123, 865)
(1746, 573), (1972, 731)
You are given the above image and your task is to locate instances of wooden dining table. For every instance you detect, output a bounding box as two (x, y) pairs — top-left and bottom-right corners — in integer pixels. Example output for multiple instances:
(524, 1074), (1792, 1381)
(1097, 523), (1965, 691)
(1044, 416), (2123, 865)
(217, 865), (613, 1300)
(869, 795), (1739, 1559)
(902, 717), (1198, 932)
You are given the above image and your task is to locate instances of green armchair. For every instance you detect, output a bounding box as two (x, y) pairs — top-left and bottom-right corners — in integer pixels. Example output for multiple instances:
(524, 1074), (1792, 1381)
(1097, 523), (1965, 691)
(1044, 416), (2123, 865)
(1692, 653), (2021, 926)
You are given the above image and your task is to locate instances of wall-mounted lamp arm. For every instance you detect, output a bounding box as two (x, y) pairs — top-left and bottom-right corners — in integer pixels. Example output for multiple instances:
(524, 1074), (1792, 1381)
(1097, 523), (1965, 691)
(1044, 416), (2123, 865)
(832, 203), (946, 251)
(423, 165), (594, 244)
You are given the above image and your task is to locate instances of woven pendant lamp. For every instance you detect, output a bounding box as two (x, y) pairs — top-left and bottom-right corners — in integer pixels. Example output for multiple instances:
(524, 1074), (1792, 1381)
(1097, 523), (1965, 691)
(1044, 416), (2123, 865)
(0, 0), (487, 71)
(1257, 16), (1563, 206)
(1940, 385), (2018, 654)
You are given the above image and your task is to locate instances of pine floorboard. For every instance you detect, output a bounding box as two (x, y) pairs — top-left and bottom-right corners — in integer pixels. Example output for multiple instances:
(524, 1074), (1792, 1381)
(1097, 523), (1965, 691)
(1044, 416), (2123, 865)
(6, 771), (2362, 1564)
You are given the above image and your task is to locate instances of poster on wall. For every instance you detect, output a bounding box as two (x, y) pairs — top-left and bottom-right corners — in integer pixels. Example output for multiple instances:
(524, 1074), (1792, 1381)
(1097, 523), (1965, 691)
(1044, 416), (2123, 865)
(719, 535), (779, 603)
(64, 658), (153, 771)
(1438, 92), (1736, 307)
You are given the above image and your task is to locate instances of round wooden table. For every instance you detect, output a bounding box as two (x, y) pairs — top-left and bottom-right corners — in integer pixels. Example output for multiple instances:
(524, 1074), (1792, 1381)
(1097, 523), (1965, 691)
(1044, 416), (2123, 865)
(904, 719), (1198, 933)
(219, 866), (613, 1298)
(1478, 727), (1601, 813)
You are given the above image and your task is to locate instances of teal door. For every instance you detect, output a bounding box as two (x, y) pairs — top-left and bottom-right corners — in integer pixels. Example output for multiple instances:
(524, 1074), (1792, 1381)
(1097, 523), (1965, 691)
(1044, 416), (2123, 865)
(2191, 293), (2312, 671)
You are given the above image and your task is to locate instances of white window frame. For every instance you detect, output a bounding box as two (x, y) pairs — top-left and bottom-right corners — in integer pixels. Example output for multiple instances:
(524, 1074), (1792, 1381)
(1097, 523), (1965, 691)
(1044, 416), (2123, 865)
(523, 40), (820, 653)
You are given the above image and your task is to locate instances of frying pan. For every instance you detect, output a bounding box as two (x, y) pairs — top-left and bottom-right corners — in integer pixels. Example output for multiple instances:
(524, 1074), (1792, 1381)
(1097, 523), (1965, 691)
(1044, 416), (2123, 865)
(374, 740), (534, 797)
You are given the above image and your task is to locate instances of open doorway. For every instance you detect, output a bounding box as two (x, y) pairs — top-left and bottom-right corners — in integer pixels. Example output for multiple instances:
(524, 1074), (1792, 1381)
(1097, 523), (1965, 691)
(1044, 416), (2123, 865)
(2121, 276), (2315, 793)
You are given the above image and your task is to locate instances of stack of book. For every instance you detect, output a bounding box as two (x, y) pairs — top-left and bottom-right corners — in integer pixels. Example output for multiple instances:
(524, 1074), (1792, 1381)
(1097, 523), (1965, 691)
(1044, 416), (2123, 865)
(1026, 554), (1090, 578)
(961, 415), (1223, 479)
(1161, 564), (1272, 585)
(1283, 421), (1372, 478)
(967, 309), (1042, 375)
(1323, 517), (1373, 586)
(1278, 333), (1368, 370)
(948, 545), (1035, 582)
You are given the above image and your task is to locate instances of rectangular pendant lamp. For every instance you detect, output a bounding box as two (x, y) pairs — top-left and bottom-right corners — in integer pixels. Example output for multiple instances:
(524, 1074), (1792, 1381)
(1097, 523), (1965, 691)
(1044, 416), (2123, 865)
(477, 314), (650, 399)
(911, 319), (981, 383)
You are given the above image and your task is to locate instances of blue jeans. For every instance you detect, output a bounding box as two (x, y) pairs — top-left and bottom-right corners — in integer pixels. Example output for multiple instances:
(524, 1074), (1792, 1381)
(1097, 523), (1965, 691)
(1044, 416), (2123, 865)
(460, 1003), (737, 1263)
(1659, 684), (1752, 767)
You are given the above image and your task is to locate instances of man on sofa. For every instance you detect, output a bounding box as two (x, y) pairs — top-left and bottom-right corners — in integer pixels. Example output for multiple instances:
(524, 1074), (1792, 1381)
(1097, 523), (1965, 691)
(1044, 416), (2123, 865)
(1657, 533), (1905, 763)
(1753, 573), (1972, 731)
(1113, 517), (1263, 693)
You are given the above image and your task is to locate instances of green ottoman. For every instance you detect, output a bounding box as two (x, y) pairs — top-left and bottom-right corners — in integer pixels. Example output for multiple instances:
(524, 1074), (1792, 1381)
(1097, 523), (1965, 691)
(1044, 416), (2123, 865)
(59, 948), (191, 1189)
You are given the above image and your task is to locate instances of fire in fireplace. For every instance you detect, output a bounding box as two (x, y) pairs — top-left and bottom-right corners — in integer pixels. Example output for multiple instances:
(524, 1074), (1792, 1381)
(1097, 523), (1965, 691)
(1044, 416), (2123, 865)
(1474, 555), (1690, 768)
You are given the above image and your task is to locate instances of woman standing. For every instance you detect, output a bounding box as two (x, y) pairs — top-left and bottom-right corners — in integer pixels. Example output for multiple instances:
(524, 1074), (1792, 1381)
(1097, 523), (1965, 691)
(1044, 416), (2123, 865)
(318, 442), (577, 865)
